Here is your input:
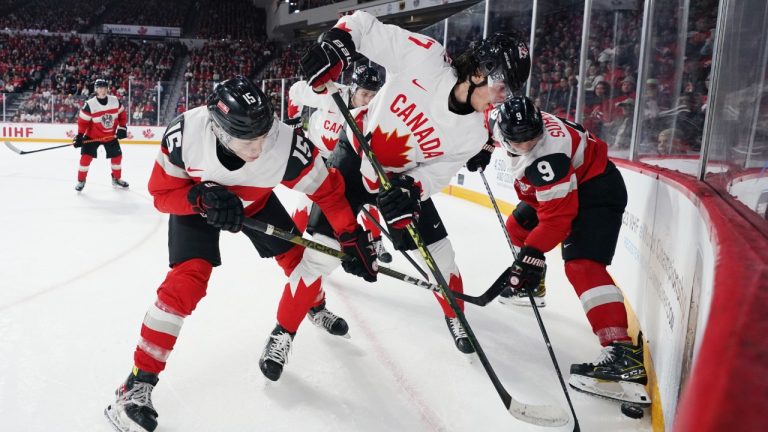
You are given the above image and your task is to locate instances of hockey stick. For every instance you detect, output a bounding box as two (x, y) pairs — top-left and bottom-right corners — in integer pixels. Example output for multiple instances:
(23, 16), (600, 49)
(360, 206), (428, 279)
(479, 169), (580, 431)
(4, 136), (116, 155)
(242, 217), (502, 306)
(327, 82), (568, 427)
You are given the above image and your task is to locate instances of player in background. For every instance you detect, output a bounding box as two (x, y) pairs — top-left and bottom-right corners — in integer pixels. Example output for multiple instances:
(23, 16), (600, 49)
(489, 96), (649, 405)
(104, 76), (377, 432)
(300, 10), (530, 355)
(287, 64), (393, 262)
(72, 78), (129, 191)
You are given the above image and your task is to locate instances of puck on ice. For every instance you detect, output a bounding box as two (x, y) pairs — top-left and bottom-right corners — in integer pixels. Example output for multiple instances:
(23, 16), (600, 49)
(621, 402), (644, 419)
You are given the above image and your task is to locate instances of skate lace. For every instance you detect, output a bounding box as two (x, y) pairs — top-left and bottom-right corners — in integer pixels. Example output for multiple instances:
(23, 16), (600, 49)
(124, 382), (155, 410)
(447, 317), (468, 339)
(595, 346), (617, 366)
(310, 309), (339, 331)
(265, 332), (292, 364)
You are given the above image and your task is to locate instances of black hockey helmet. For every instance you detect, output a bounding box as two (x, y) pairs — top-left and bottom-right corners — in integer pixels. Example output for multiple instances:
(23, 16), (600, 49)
(351, 65), (383, 92)
(94, 78), (109, 88)
(471, 33), (531, 91)
(207, 76), (274, 140)
(497, 96), (543, 143)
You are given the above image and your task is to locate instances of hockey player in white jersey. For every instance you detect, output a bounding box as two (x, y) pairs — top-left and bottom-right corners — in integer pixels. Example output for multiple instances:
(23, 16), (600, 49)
(287, 65), (392, 262)
(300, 10), (530, 354)
(104, 76), (378, 432)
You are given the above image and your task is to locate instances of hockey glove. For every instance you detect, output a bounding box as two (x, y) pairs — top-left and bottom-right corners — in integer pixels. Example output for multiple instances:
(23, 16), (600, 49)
(337, 226), (378, 282)
(466, 141), (495, 172)
(284, 117), (304, 135)
(508, 246), (546, 292)
(72, 133), (86, 148)
(376, 175), (421, 229)
(116, 126), (127, 140)
(301, 28), (356, 93)
(187, 181), (244, 233)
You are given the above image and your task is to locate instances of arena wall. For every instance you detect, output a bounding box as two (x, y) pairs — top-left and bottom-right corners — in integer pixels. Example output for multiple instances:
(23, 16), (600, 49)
(0, 122), (165, 145)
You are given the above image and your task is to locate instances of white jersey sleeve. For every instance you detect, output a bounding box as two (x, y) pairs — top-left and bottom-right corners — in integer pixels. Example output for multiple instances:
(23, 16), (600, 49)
(337, 11), (447, 76)
(288, 80), (349, 112)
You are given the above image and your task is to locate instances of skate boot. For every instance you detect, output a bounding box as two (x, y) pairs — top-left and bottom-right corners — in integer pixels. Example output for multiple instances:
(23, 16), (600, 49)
(75, 180), (86, 192)
(112, 177), (130, 188)
(498, 267), (546, 307)
(445, 316), (475, 354)
(568, 339), (651, 405)
(104, 367), (159, 432)
(308, 301), (350, 338)
(373, 237), (392, 263)
(259, 324), (294, 382)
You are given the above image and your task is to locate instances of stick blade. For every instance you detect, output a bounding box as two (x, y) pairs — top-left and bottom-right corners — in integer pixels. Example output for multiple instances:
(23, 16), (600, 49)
(508, 398), (570, 427)
(4, 141), (23, 154)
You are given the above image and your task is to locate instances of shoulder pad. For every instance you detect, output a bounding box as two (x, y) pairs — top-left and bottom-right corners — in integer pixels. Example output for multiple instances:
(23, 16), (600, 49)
(283, 132), (317, 182)
(162, 114), (185, 169)
(524, 153), (571, 187)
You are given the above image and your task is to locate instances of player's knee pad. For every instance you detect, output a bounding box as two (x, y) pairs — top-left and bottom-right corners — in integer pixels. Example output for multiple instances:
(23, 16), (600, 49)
(564, 259), (614, 293)
(290, 234), (341, 282)
(274, 244), (305, 276)
(157, 258), (213, 316)
(422, 237), (459, 279)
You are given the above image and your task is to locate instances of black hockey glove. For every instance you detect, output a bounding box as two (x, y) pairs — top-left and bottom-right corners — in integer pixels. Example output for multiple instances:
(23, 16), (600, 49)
(116, 126), (127, 140)
(72, 133), (86, 148)
(187, 181), (244, 233)
(466, 141), (495, 172)
(284, 117), (304, 135)
(508, 246), (546, 292)
(376, 175), (421, 229)
(301, 28), (356, 93)
(337, 225), (378, 282)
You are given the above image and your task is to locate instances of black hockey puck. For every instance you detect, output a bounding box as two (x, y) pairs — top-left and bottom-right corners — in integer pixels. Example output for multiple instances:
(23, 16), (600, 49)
(621, 402), (644, 419)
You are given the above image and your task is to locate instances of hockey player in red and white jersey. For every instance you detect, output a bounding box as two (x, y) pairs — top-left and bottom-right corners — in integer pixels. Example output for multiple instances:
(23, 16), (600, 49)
(104, 77), (378, 432)
(489, 96), (649, 405)
(300, 10), (530, 354)
(72, 78), (129, 191)
(287, 65), (392, 263)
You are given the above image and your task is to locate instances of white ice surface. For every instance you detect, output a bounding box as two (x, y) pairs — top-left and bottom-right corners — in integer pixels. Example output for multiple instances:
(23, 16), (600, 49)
(0, 143), (651, 432)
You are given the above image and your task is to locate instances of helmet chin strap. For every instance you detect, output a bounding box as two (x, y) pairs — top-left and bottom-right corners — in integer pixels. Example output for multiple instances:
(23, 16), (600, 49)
(450, 76), (488, 115)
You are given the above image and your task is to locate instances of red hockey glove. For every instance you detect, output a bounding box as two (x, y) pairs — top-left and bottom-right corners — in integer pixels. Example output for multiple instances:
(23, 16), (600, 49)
(509, 246), (546, 292)
(301, 28), (356, 93)
(337, 226), (378, 282)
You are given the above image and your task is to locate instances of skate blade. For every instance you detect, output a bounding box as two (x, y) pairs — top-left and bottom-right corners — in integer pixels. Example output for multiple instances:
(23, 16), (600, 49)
(499, 297), (546, 308)
(341, 332), (351, 339)
(104, 405), (149, 432)
(568, 374), (651, 405)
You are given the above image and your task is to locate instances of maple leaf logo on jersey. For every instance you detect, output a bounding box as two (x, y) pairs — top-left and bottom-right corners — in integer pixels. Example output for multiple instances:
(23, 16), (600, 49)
(287, 100), (300, 118)
(321, 135), (339, 152)
(369, 126), (411, 168)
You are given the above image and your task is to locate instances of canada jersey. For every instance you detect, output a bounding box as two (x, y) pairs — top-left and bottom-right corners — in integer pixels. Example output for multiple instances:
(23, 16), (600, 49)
(336, 11), (488, 199)
(77, 95), (127, 140)
(148, 106), (357, 235)
(490, 111), (609, 252)
(288, 81), (351, 157)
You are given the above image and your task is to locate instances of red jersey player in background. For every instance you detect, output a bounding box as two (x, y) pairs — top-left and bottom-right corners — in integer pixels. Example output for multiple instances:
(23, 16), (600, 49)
(299, 10), (530, 355)
(489, 96), (649, 406)
(72, 78), (129, 191)
(104, 76), (377, 432)
(287, 64), (393, 262)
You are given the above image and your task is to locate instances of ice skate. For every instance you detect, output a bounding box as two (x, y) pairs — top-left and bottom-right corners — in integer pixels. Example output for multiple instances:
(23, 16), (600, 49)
(568, 339), (651, 405)
(104, 368), (159, 432)
(112, 177), (130, 188)
(75, 181), (86, 192)
(498, 267), (546, 307)
(308, 301), (350, 338)
(259, 324), (294, 382)
(373, 237), (392, 263)
(445, 316), (475, 354)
